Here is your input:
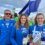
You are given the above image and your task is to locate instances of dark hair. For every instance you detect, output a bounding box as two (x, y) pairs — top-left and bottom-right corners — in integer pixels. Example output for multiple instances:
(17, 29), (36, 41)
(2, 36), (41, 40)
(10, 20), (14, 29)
(16, 14), (29, 29)
(35, 13), (44, 25)
(14, 13), (18, 17)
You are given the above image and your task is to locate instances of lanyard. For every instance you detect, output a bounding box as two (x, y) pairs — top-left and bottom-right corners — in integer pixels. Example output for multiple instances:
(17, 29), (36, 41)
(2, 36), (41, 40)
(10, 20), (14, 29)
(33, 25), (42, 38)
(33, 26), (42, 43)
(33, 26), (36, 32)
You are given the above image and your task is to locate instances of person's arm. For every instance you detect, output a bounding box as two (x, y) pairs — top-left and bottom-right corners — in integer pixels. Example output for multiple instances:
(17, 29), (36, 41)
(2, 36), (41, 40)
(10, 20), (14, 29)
(10, 26), (18, 45)
(29, 26), (33, 39)
(28, 26), (34, 45)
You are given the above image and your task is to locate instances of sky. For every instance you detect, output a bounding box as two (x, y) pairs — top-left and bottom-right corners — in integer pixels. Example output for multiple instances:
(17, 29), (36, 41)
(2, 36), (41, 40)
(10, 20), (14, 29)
(0, 0), (45, 16)
(38, 0), (45, 13)
(29, 0), (45, 18)
(0, 0), (29, 16)
(0, 0), (29, 8)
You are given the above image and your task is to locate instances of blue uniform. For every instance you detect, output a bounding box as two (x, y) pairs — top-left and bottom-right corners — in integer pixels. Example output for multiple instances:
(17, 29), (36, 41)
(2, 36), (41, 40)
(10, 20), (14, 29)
(12, 25), (29, 45)
(29, 24), (45, 41)
(0, 19), (16, 45)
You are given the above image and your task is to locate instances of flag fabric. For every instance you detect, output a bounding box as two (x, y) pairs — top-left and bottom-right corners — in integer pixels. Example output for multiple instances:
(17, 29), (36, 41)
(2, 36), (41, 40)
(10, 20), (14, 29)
(29, 0), (41, 12)
(19, 0), (41, 16)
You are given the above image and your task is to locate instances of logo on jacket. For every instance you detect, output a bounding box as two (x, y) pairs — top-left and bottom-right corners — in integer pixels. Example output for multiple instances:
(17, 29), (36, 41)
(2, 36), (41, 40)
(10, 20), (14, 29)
(21, 28), (28, 35)
(6, 23), (9, 28)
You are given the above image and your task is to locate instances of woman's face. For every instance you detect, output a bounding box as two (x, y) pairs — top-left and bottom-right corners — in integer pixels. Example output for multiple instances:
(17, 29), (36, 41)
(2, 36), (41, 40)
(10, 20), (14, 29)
(20, 16), (27, 24)
(37, 15), (44, 25)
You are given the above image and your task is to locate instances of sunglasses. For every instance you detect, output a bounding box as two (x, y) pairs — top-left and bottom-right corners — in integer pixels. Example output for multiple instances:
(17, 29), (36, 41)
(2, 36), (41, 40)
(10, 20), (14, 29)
(5, 13), (11, 15)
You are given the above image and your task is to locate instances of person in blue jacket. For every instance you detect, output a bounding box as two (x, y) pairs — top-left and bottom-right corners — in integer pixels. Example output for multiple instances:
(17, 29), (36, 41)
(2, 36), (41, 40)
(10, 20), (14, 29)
(29, 13), (45, 44)
(0, 9), (16, 45)
(12, 14), (29, 45)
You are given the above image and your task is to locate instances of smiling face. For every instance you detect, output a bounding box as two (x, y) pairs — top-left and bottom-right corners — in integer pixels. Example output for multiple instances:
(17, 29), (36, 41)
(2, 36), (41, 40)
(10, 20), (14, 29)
(36, 15), (44, 25)
(4, 10), (12, 19)
(20, 15), (27, 25)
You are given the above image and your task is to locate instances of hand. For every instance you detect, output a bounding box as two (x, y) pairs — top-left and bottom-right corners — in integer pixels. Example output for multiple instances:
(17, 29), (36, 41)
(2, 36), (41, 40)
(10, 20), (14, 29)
(30, 42), (34, 45)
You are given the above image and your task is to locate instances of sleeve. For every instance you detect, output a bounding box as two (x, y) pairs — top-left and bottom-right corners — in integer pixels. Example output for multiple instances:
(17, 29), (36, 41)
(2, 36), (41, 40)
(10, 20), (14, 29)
(28, 26), (34, 43)
(0, 20), (1, 35)
(29, 26), (33, 35)
(10, 26), (18, 45)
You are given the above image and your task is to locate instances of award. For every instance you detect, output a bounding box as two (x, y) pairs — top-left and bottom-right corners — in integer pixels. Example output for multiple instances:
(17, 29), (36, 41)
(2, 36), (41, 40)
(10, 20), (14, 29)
(33, 31), (41, 43)
(23, 35), (29, 45)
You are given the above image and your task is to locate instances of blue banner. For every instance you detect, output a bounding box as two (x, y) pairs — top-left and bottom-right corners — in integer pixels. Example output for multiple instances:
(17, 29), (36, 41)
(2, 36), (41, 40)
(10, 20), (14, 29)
(19, 0), (41, 16)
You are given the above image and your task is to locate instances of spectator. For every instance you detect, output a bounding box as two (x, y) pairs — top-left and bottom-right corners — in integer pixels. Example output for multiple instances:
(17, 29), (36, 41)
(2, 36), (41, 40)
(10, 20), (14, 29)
(14, 13), (19, 22)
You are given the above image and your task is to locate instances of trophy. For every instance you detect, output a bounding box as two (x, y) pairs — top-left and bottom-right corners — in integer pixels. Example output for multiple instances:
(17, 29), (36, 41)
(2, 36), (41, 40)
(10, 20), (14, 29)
(22, 28), (29, 45)
(32, 31), (41, 45)
(23, 35), (29, 45)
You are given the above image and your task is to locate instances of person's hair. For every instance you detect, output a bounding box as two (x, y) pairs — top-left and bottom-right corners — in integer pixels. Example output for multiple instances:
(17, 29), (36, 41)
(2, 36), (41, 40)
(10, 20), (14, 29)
(4, 9), (11, 14)
(16, 14), (29, 29)
(4, 9), (13, 18)
(14, 13), (18, 17)
(35, 13), (44, 25)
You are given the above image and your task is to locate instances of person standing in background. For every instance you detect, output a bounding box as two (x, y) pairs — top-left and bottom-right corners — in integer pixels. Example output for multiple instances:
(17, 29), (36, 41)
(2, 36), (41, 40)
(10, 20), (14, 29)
(14, 13), (19, 22)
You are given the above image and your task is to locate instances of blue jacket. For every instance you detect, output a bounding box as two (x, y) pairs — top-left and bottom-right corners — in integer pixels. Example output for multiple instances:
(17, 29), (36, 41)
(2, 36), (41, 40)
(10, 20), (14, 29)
(0, 19), (16, 45)
(29, 24), (45, 41)
(12, 25), (29, 45)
